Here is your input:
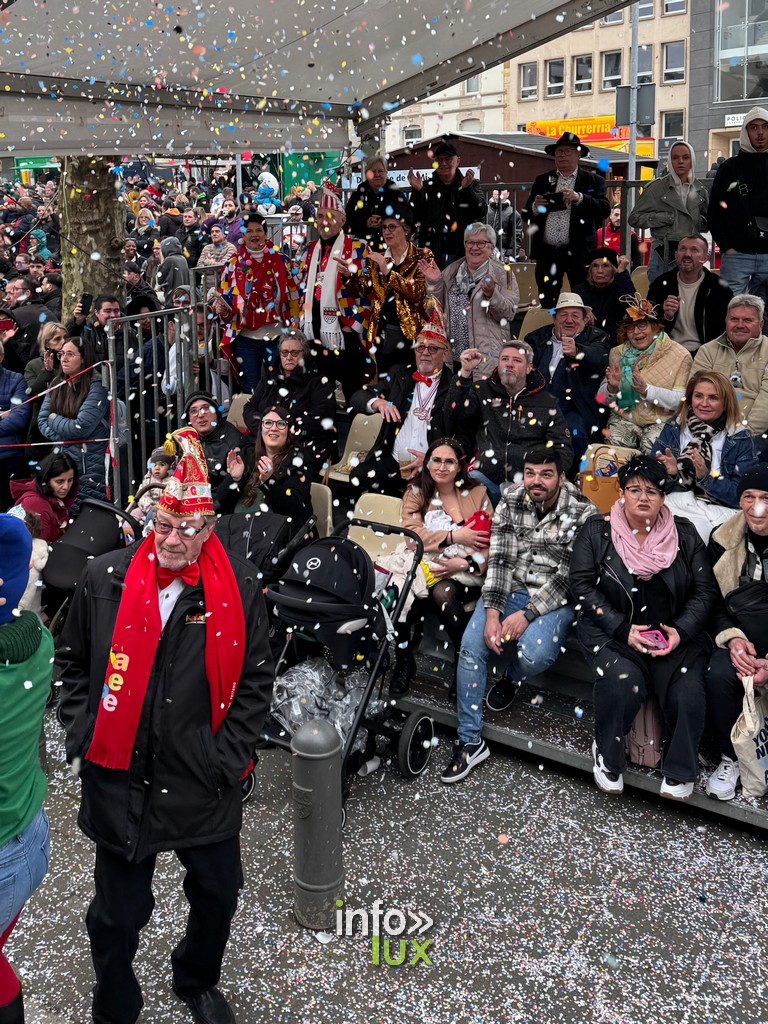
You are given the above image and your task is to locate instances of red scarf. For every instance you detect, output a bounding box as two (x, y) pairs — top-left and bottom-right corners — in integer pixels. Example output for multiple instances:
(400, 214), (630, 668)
(86, 532), (246, 770)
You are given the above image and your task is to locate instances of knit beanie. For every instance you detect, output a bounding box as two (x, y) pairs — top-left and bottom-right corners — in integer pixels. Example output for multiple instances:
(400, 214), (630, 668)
(737, 464), (768, 499)
(0, 514), (32, 625)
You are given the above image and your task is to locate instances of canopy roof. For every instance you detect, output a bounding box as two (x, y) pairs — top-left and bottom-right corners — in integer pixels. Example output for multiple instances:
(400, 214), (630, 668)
(0, 0), (631, 156)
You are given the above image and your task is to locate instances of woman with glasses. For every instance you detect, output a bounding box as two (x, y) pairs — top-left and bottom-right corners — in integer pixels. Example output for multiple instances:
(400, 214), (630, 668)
(390, 437), (492, 694)
(242, 328), (336, 476)
(601, 296), (692, 453)
(216, 405), (312, 528)
(420, 221), (519, 378)
(37, 336), (110, 511)
(570, 454), (717, 801)
(352, 202), (435, 375)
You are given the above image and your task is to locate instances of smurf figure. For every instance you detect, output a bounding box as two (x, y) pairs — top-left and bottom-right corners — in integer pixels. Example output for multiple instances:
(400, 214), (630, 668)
(255, 171), (282, 216)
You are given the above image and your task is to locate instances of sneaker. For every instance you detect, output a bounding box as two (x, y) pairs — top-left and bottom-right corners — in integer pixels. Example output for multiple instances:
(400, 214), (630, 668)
(705, 756), (740, 801)
(591, 741), (624, 794)
(389, 652), (416, 696)
(486, 676), (517, 712)
(660, 776), (694, 801)
(440, 739), (490, 784)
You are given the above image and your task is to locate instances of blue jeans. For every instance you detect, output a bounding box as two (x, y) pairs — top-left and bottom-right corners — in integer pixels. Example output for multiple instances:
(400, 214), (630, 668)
(455, 591), (575, 744)
(232, 336), (274, 394)
(469, 470), (501, 507)
(646, 247), (678, 284)
(719, 252), (768, 301)
(0, 807), (50, 932)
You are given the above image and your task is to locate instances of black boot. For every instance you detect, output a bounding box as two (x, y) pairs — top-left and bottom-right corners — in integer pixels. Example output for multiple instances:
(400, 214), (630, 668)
(389, 649), (416, 696)
(0, 989), (24, 1024)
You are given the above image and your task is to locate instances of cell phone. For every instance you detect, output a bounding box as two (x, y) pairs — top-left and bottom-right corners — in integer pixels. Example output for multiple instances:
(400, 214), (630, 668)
(80, 292), (93, 316)
(638, 629), (669, 650)
(541, 192), (567, 211)
(0, 316), (16, 333)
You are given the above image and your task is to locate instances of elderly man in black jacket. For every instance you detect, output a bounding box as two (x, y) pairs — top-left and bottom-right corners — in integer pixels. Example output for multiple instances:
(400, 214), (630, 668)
(523, 132), (611, 310)
(348, 315), (453, 496)
(524, 292), (611, 467)
(408, 141), (487, 268)
(58, 428), (273, 1024)
(646, 235), (733, 355)
(444, 339), (574, 505)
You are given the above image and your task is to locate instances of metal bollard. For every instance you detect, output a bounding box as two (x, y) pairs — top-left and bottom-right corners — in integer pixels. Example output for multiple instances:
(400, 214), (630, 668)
(291, 720), (345, 930)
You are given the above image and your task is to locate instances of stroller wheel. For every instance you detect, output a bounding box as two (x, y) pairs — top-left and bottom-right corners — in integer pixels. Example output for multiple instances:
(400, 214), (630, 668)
(241, 771), (256, 804)
(397, 712), (435, 778)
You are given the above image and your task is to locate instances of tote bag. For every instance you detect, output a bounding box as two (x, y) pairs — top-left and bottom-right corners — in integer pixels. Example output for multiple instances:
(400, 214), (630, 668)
(730, 675), (768, 798)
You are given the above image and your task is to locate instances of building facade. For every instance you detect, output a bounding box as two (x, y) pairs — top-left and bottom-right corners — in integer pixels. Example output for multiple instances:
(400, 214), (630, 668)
(385, 0), (691, 162)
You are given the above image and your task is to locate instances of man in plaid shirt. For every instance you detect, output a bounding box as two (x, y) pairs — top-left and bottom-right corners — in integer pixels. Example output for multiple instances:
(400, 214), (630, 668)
(442, 446), (597, 783)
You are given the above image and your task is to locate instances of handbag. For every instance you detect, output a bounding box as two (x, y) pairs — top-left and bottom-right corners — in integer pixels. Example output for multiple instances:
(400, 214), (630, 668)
(624, 695), (663, 769)
(724, 580), (768, 650)
(578, 443), (638, 514)
(730, 674), (768, 798)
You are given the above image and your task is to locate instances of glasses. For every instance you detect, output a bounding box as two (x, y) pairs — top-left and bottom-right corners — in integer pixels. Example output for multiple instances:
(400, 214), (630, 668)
(381, 223), (403, 233)
(153, 515), (208, 538)
(626, 323), (651, 332)
(188, 404), (215, 417)
(465, 240), (492, 249)
(263, 418), (288, 429)
(428, 457), (458, 469)
(280, 348), (304, 358)
(624, 486), (662, 499)
(415, 344), (447, 355)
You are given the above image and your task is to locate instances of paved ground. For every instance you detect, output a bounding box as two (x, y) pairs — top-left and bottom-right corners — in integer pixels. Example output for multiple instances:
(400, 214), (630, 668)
(9, 711), (768, 1024)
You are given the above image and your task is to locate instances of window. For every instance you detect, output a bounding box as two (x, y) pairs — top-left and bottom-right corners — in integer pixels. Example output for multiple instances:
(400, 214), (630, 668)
(460, 117), (482, 134)
(572, 54), (593, 93)
(662, 110), (685, 137)
(403, 125), (422, 146)
(638, 46), (653, 86)
(663, 41), (685, 82)
(716, 0), (768, 103)
(663, 0), (686, 12)
(546, 59), (564, 98)
(464, 75), (480, 95)
(638, 0), (654, 16)
(601, 10), (623, 23)
(602, 51), (622, 90)
(520, 62), (538, 101)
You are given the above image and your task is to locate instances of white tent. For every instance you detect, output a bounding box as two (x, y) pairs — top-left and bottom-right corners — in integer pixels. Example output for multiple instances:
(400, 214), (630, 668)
(0, 0), (631, 155)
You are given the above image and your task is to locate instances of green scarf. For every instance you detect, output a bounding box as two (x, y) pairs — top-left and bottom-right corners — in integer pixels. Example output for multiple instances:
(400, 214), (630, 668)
(617, 335), (659, 411)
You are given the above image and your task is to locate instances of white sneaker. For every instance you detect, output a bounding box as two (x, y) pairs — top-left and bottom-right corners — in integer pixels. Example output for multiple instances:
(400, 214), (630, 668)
(592, 741), (623, 794)
(706, 756), (740, 801)
(660, 776), (694, 801)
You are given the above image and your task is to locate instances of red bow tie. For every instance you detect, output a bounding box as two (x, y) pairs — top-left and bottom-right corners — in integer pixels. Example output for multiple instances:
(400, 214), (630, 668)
(157, 564), (201, 589)
(412, 372), (434, 386)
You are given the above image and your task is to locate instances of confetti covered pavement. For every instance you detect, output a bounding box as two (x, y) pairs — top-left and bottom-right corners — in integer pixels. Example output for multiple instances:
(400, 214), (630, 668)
(8, 711), (768, 1024)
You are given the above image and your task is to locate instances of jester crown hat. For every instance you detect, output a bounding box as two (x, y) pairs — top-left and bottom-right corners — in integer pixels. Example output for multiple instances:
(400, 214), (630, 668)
(157, 426), (213, 517)
(619, 292), (663, 325)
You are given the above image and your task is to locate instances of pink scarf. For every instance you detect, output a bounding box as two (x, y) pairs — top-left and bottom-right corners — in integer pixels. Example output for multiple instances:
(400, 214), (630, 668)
(609, 501), (679, 580)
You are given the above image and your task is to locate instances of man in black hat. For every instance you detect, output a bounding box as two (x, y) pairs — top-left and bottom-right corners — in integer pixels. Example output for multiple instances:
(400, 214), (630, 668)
(408, 141), (486, 268)
(523, 132), (610, 310)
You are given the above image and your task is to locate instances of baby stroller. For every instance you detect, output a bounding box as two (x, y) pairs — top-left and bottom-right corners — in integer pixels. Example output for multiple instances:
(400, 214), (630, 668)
(262, 520), (434, 806)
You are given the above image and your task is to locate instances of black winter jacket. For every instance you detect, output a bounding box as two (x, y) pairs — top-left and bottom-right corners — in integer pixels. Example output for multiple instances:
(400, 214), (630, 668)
(443, 367), (574, 483)
(569, 513), (717, 651)
(647, 267), (733, 347)
(410, 169), (487, 266)
(199, 420), (244, 490)
(344, 179), (406, 252)
(526, 324), (611, 434)
(214, 440), (313, 526)
(350, 362), (453, 460)
(57, 544), (274, 860)
(708, 150), (768, 254)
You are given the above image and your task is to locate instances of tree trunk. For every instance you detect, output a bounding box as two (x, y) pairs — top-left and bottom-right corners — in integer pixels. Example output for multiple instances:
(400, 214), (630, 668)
(59, 156), (125, 323)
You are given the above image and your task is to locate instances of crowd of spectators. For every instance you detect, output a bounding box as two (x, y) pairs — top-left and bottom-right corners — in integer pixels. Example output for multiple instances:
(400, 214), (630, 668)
(2, 109), (768, 810)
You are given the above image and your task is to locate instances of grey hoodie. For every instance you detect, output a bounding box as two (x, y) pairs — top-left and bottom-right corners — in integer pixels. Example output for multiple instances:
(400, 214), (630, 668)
(157, 237), (191, 305)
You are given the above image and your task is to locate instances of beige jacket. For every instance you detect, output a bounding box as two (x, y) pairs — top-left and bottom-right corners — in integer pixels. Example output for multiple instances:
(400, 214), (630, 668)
(692, 333), (768, 435)
(606, 333), (692, 427)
